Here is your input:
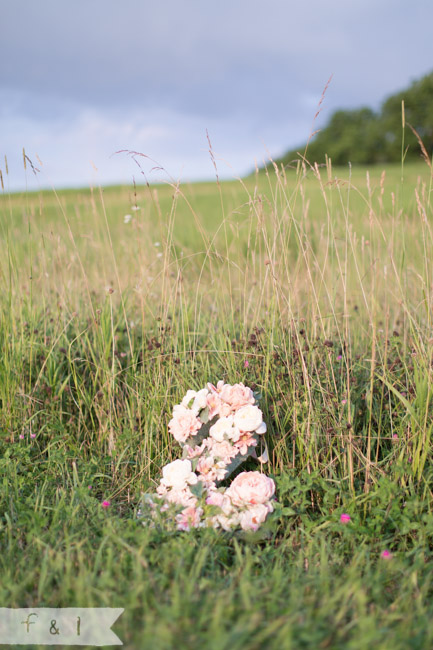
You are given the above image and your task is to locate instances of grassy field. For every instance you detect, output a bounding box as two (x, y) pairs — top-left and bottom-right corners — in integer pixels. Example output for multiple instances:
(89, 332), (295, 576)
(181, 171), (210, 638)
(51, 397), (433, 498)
(1, 158), (433, 649)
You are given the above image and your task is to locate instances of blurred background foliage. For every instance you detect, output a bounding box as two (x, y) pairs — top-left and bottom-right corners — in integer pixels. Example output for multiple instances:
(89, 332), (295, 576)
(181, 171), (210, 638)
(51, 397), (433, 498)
(278, 70), (433, 166)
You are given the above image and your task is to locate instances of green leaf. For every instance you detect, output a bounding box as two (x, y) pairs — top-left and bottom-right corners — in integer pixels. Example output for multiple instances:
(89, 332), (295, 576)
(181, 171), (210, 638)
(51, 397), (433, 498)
(189, 481), (205, 498)
(219, 452), (251, 481)
(377, 374), (418, 424)
(199, 407), (210, 424)
(217, 436), (261, 483)
(183, 416), (218, 448)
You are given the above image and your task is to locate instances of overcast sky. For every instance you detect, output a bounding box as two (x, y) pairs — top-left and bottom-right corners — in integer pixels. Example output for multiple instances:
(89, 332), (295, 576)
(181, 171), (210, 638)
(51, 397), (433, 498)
(1, 0), (433, 190)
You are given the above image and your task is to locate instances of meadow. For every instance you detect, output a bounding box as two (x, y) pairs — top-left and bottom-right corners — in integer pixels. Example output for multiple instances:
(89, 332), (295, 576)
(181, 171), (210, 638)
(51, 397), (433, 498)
(1, 156), (433, 649)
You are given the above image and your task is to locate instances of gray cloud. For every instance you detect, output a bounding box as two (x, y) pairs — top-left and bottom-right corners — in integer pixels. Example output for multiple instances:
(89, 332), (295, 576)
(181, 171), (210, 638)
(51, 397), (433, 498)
(3, 0), (432, 116)
(1, 0), (433, 189)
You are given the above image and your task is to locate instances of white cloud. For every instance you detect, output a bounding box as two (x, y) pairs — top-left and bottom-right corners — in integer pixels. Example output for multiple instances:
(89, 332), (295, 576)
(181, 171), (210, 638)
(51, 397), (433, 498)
(1, 104), (313, 190)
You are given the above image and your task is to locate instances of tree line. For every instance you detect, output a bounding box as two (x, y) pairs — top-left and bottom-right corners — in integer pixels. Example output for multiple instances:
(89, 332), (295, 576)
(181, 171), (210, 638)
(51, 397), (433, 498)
(278, 71), (433, 167)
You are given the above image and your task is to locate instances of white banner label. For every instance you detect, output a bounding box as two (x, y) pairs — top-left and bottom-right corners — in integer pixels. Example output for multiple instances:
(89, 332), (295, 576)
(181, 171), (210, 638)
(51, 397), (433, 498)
(0, 608), (123, 645)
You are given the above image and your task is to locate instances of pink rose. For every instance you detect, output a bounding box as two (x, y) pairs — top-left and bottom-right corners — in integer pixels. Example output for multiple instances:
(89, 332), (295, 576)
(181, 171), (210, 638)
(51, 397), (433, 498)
(210, 512), (239, 531)
(205, 438), (238, 463)
(206, 490), (233, 515)
(196, 456), (227, 484)
(219, 383), (255, 410)
(220, 403), (232, 417)
(207, 380), (225, 394)
(239, 503), (270, 531)
(206, 491), (225, 507)
(165, 488), (197, 508)
(234, 432), (258, 455)
(206, 393), (222, 419)
(186, 443), (205, 459)
(176, 506), (203, 531)
(168, 405), (201, 443)
(227, 471), (275, 506)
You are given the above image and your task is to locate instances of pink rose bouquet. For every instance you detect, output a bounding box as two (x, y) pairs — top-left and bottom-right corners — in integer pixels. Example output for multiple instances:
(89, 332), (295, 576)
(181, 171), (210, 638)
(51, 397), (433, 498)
(138, 381), (275, 533)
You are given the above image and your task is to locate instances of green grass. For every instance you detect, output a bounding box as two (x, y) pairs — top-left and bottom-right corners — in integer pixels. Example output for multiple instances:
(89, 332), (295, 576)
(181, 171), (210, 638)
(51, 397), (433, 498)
(1, 159), (433, 648)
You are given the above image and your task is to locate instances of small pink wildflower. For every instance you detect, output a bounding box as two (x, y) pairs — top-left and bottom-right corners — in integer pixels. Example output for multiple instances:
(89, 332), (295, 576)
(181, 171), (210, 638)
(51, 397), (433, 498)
(30, 433), (36, 439)
(244, 360), (249, 368)
(381, 550), (392, 559)
(340, 513), (351, 523)
(393, 434), (398, 440)
(101, 500), (111, 508)
(337, 355), (343, 361)
(19, 434), (25, 440)
(341, 399), (347, 405)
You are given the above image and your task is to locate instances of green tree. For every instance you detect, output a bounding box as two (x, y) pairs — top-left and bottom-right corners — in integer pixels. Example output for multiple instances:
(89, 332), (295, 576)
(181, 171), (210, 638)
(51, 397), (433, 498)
(381, 72), (433, 161)
(277, 71), (433, 167)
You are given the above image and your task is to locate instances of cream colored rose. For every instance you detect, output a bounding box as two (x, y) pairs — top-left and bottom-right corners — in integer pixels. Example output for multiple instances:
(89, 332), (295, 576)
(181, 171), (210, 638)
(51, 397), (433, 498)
(233, 405), (263, 433)
(181, 389), (198, 408)
(161, 459), (198, 489)
(226, 471), (275, 506)
(209, 415), (238, 442)
(181, 388), (209, 414)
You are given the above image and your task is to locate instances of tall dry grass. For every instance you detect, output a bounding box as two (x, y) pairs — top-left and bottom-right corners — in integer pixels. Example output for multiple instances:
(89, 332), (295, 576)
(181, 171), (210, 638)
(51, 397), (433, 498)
(0, 154), (432, 493)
